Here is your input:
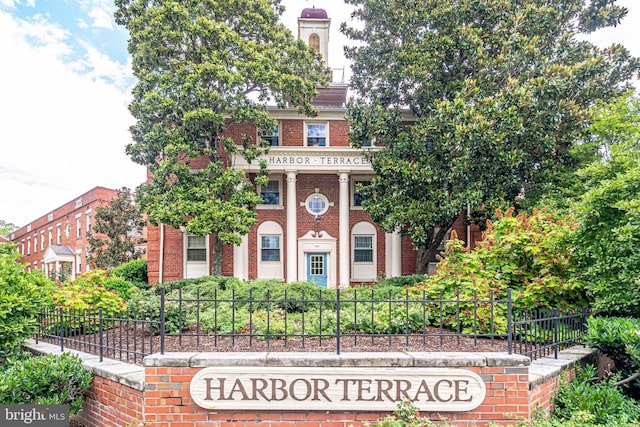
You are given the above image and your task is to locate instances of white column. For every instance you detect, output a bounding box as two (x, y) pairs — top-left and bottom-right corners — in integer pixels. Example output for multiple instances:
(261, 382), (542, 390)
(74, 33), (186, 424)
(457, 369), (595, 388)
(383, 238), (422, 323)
(390, 231), (402, 277)
(286, 171), (298, 283)
(233, 234), (248, 280)
(338, 172), (350, 288)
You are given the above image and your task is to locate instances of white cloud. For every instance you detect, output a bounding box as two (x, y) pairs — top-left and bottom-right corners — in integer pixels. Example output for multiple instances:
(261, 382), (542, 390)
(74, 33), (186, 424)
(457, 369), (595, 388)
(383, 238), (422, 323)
(78, 0), (115, 30)
(0, 10), (145, 227)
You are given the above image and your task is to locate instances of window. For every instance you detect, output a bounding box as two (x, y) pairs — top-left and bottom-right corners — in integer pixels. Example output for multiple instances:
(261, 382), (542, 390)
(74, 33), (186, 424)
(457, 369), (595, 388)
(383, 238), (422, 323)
(354, 236), (373, 263)
(306, 123), (327, 146)
(309, 33), (320, 52)
(48, 228), (52, 246)
(27, 238), (31, 255)
(33, 234), (37, 253)
(353, 179), (371, 207)
(47, 212), (53, 221)
(260, 235), (281, 262)
(187, 235), (206, 261)
(86, 212), (92, 234)
(56, 224), (61, 245)
(260, 124), (280, 146)
(40, 231), (45, 250)
(305, 193), (329, 216)
(260, 180), (280, 205)
(75, 197), (82, 208)
(76, 217), (82, 239)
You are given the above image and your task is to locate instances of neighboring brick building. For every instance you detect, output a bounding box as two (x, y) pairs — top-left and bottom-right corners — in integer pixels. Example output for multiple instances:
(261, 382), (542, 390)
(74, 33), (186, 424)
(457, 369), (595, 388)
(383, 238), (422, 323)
(10, 186), (121, 279)
(147, 7), (478, 286)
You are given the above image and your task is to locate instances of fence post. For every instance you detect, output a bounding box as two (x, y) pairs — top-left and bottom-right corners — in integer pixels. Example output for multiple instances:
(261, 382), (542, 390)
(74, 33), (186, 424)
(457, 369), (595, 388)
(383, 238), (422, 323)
(507, 288), (513, 355)
(98, 308), (104, 362)
(336, 288), (341, 355)
(58, 307), (64, 352)
(160, 287), (166, 355)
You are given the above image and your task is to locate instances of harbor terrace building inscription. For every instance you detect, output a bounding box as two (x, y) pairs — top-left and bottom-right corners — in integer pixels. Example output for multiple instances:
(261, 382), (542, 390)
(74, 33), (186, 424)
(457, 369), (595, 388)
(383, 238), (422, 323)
(190, 366), (486, 412)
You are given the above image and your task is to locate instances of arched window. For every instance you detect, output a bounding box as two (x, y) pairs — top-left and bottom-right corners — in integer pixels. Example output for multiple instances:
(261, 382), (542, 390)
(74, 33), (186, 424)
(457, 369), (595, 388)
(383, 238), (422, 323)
(257, 221), (284, 279)
(309, 33), (320, 52)
(351, 222), (377, 281)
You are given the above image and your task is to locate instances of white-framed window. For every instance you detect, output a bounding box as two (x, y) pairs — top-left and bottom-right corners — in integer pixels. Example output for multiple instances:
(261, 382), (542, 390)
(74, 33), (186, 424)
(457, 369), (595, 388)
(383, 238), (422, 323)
(56, 224), (61, 245)
(27, 224), (31, 232)
(76, 216), (82, 239)
(305, 122), (328, 146)
(305, 192), (329, 216)
(257, 221), (283, 279)
(20, 240), (24, 255)
(27, 238), (31, 255)
(354, 236), (373, 263)
(40, 231), (45, 250)
(48, 228), (53, 246)
(351, 222), (377, 281)
(259, 179), (281, 206)
(75, 197), (82, 208)
(76, 249), (82, 275)
(187, 235), (207, 261)
(86, 211), (92, 234)
(33, 234), (37, 253)
(65, 224), (71, 238)
(260, 123), (280, 146)
(352, 178), (372, 208)
(260, 235), (281, 262)
(47, 212), (53, 221)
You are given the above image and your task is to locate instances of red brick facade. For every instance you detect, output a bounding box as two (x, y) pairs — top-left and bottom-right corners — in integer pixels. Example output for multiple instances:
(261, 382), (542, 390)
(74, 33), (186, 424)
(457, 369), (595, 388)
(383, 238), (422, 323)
(9, 186), (123, 278)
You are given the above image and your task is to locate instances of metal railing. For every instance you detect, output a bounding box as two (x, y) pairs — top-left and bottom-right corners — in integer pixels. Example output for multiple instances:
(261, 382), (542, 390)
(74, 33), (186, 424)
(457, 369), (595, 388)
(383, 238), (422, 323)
(35, 288), (589, 365)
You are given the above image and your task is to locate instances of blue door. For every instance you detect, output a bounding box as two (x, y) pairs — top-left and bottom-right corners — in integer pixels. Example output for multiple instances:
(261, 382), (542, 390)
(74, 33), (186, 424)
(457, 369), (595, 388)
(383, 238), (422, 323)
(307, 253), (327, 287)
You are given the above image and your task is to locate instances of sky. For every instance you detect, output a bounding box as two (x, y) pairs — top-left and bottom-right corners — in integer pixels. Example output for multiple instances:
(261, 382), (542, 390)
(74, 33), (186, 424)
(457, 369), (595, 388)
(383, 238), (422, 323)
(0, 0), (639, 229)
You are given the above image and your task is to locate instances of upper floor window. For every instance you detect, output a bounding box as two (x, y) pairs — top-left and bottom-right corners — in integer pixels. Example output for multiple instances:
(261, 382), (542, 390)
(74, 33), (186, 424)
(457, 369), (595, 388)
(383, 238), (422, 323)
(309, 33), (320, 53)
(47, 212), (53, 221)
(259, 180), (281, 206)
(86, 211), (92, 234)
(40, 231), (45, 250)
(76, 217), (82, 239)
(260, 124), (280, 147)
(306, 123), (327, 146)
(56, 224), (62, 245)
(33, 234), (37, 253)
(353, 179), (371, 208)
(75, 197), (82, 208)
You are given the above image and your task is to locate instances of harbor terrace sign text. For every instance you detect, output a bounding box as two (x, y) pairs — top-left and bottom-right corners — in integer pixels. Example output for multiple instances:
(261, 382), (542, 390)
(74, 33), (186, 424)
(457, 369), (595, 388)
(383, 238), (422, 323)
(190, 367), (486, 411)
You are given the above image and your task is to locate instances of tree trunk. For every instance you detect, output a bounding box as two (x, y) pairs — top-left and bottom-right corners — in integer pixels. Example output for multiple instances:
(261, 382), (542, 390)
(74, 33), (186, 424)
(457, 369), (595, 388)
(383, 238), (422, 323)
(211, 233), (224, 276)
(414, 225), (451, 275)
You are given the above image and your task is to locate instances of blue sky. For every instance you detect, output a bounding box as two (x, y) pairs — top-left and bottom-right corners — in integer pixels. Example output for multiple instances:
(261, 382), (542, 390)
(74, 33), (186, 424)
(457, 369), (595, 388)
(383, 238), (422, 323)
(0, 0), (638, 228)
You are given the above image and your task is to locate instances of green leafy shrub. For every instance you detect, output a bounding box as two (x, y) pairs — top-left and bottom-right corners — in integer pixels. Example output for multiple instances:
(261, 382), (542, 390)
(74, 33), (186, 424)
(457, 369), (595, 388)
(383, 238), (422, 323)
(0, 243), (54, 357)
(0, 352), (93, 414)
(362, 400), (450, 426)
(411, 208), (587, 334)
(376, 274), (426, 288)
(52, 270), (126, 312)
(551, 365), (640, 425)
(104, 276), (138, 300)
(584, 316), (640, 398)
(109, 259), (149, 289)
(128, 287), (190, 334)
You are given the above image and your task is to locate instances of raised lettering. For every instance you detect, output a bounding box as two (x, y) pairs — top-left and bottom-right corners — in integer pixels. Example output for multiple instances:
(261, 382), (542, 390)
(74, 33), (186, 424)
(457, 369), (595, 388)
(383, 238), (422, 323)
(204, 377), (225, 400)
(395, 379), (412, 401)
(312, 378), (332, 401)
(434, 380), (453, 402)
(412, 380), (436, 402)
(375, 379), (394, 402)
(271, 378), (288, 401)
(290, 378), (312, 401)
(454, 380), (473, 402)
(251, 378), (270, 401)
(356, 379), (375, 401)
(227, 379), (250, 401)
(335, 378), (351, 401)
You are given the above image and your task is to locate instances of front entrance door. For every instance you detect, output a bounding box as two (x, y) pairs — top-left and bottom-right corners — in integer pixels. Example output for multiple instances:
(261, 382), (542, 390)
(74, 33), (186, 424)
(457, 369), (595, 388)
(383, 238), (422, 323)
(306, 253), (328, 287)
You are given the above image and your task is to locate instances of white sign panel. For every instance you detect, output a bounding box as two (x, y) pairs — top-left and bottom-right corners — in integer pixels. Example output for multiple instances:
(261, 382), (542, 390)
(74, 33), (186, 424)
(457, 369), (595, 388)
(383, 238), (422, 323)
(190, 367), (486, 411)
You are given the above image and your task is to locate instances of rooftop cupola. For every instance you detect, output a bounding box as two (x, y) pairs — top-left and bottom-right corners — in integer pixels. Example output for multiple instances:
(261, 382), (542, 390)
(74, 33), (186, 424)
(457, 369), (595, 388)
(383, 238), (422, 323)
(298, 7), (331, 67)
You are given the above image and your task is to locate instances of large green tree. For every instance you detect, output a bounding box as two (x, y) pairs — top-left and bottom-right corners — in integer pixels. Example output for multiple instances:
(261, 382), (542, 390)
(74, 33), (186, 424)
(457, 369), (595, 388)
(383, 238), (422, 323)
(343, 0), (639, 273)
(571, 93), (640, 317)
(87, 188), (146, 269)
(115, 0), (327, 275)
(0, 220), (17, 236)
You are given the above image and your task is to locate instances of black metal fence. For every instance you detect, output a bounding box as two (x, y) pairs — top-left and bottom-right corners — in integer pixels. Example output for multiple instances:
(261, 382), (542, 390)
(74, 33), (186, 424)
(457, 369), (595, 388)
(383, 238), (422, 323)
(35, 288), (589, 365)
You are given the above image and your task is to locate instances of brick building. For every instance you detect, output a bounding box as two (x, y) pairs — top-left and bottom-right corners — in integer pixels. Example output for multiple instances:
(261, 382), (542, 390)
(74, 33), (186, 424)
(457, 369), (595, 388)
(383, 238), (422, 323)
(147, 7), (478, 287)
(9, 186), (122, 279)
